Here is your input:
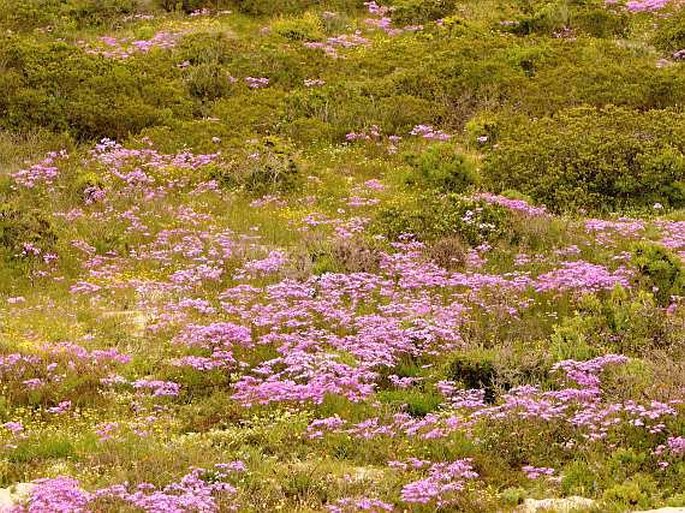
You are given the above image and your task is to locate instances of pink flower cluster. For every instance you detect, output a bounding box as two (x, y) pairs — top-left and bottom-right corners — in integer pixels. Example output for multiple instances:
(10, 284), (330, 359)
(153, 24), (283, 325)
(304, 32), (371, 58)
(10, 150), (68, 188)
(613, 0), (673, 12)
(327, 497), (394, 512)
(82, 31), (185, 59)
(245, 77), (270, 89)
(534, 261), (631, 294)
(475, 193), (548, 217)
(409, 124), (452, 141)
(363, 1), (423, 36)
(13, 464), (245, 513)
(522, 465), (555, 479)
(400, 459), (478, 506)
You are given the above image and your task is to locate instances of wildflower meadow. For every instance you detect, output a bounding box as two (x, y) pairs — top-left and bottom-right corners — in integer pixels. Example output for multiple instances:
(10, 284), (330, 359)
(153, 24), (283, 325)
(0, 0), (685, 511)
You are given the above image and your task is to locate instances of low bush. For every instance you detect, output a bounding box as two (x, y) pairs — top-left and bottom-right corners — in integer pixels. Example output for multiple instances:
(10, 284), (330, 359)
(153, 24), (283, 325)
(229, 0), (362, 16)
(485, 106), (685, 213)
(652, 5), (685, 53)
(270, 12), (325, 41)
(210, 136), (301, 194)
(402, 143), (480, 193)
(0, 0), (138, 31)
(0, 38), (191, 140)
(632, 242), (685, 306)
(387, 0), (455, 25)
(373, 193), (512, 245)
(504, 0), (628, 37)
(0, 204), (58, 262)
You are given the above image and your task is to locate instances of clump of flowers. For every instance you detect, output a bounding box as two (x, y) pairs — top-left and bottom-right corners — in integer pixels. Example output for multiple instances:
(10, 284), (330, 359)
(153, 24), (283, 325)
(11, 150), (68, 188)
(327, 497), (395, 512)
(474, 193), (548, 217)
(81, 31), (186, 59)
(14, 464), (246, 513)
(245, 77), (270, 89)
(400, 459), (478, 506)
(409, 124), (452, 141)
(607, 0), (673, 12)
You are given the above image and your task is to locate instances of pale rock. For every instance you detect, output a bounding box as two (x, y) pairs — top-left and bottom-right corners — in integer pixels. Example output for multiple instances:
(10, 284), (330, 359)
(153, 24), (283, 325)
(0, 482), (34, 512)
(517, 496), (596, 512)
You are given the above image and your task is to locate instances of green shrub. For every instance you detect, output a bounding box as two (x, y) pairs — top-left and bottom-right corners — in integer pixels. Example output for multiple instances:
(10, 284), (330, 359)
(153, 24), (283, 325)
(603, 476), (657, 509)
(0, 204), (58, 261)
(402, 143), (480, 193)
(138, 120), (234, 153)
(373, 193), (512, 245)
(573, 5), (629, 38)
(230, 0), (361, 16)
(0, 38), (191, 140)
(509, 0), (571, 35)
(0, 0), (137, 31)
(447, 350), (499, 403)
(271, 12), (325, 41)
(155, 0), (234, 13)
(561, 460), (601, 497)
(212, 91), (287, 136)
(175, 32), (237, 67)
(465, 111), (499, 148)
(632, 242), (685, 306)
(377, 389), (442, 417)
(59, 0), (137, 26)
(387, 0), (454, 25)
(175, 33), (240, 100)
(504, 0), (628, 37)
(550, 289), (667, 356)
(210, 136), (301, 194)
(485, 106), (685, 213)
(652, 5), (685, 52)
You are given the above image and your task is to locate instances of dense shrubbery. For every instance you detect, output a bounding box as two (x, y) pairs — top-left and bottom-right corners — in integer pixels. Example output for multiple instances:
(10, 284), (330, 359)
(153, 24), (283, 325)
(632, 242), (685, 306)
(485, 106), (685, 213)
(505, 0), (629, 37)
(401, 143), (480, 193)
(0, 0), (137, 31)
(210, 136), (301, 194)
(227, 0), (362, 16)
(0, 38), (190, 140)
(0, 203), (57, 262)
(652, 5), (685, 52)
(373, 193), (511, 245)
(386, 0), (454, 24)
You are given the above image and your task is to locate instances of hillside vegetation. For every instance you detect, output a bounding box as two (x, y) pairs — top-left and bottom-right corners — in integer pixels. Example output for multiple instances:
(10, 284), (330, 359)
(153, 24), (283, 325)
(1, 0), (685, 511)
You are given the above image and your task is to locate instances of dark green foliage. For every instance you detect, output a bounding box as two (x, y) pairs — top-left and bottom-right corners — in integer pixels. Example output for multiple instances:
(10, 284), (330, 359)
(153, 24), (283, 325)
(228, 0), (362, 16)
(0, 204), (57, 261)
(447, 351), (499, 403)
(652, 5), (685, 52)
(0, 0), (137, 31)
(210, 136), (301, 194)
(58, 0), (138, 26)
(551, 289), (667, 357)
(485, 106), (685, 213)
(387, 0), (455, 25)
(373, 194), (511, 245)
(0, 38), (191, 140)
(402, 143), (479, 193)
(377, 389), (442, 417)
(505, 0), (628, 37)
(632, 242), (685, 306)
(176, 32), (239, 100)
